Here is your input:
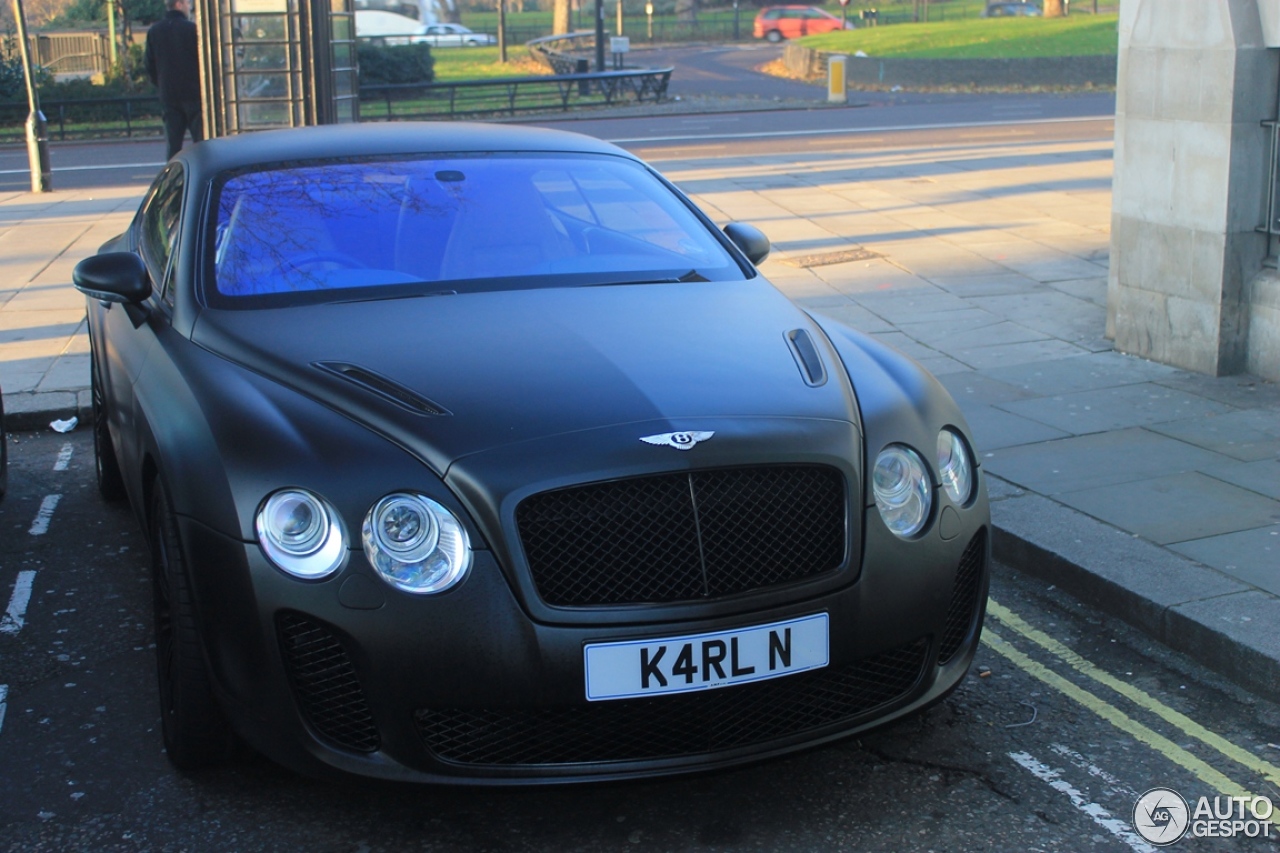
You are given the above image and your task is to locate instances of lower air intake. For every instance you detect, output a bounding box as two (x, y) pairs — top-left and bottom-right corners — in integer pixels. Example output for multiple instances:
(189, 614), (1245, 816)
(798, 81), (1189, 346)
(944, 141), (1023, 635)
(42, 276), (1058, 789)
(937, 529), (987, 666)
(277, 611), (381, 753)
(415, 639), (927, 766)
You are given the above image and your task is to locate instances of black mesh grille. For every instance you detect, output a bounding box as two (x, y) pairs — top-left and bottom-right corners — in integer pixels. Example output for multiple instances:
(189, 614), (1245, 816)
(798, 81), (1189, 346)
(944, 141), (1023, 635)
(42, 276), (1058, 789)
(277, 612), (381, 753)
(937, 530), (987, 665)
(516, 466), (847, 607)
(415, 639), (927, 767)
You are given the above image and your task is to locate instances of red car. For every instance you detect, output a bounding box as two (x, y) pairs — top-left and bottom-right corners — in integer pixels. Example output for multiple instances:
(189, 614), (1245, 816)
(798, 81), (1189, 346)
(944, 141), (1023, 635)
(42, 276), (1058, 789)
(753, 5), (852, 42)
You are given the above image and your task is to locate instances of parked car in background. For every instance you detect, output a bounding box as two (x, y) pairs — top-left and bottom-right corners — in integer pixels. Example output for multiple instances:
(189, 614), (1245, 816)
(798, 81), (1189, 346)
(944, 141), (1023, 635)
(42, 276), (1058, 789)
(983, 2), (1042, 16)
(753, 6), (852, 42)
(417, 23), (497, 47)
(73, 122), (989, 784)
(354, 9), (428, 45)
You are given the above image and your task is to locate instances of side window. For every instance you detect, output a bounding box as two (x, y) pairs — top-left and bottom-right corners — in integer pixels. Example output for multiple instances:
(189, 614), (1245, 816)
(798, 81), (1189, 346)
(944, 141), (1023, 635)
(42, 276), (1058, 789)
(138, 165), (185, 305)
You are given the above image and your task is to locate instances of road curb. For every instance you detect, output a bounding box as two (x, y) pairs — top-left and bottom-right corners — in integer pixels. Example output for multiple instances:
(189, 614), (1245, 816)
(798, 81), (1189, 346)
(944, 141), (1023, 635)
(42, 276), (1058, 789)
(990, 480), (1280, 705)
(4, 391), (91, 433)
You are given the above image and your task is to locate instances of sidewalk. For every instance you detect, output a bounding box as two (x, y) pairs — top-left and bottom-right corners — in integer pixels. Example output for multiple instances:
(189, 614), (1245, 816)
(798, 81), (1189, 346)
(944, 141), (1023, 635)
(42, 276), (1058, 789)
(2, 122), (1279, 704)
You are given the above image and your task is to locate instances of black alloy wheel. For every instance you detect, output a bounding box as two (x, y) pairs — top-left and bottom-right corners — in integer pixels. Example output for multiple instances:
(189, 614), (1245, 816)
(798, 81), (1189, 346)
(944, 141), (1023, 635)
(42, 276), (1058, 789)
(150, 482), (232, 770)
(91, 354), (126, 501)
(0, 391), (7, 503)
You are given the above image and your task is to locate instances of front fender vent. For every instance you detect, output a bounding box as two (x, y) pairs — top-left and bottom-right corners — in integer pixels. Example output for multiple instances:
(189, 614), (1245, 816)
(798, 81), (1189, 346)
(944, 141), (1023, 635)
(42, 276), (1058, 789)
(314, 361), (450, 416)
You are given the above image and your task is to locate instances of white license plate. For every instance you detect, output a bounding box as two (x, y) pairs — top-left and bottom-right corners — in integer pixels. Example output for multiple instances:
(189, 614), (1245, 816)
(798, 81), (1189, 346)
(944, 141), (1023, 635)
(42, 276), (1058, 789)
(583, 614), (829, 701)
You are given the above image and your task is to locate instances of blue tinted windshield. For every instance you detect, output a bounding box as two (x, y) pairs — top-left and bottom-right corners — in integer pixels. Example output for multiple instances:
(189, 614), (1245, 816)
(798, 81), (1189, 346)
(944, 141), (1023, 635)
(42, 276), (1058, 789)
(208, 155), (744, 305)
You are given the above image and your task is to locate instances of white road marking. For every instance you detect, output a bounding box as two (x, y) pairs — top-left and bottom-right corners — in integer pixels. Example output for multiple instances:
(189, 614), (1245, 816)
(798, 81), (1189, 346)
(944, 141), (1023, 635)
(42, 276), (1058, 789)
(1050, 743), (1140, 799)
(28, 494), (61, 536)
(606, 114), (1112, 145)
(0, 571), (37, 635)
(53, 444), (74, 471)
(0, 161), (163, 176)
(0, 685), (7, 736)
(1009, 751), (1155, 853)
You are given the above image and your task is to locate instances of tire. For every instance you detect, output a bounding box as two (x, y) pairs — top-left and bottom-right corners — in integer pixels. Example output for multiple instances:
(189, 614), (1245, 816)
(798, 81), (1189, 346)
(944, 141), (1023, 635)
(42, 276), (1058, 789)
(150, 482), (232, 770)
(765, 29), (783, 43)
(91, 355), (126, 502)
(0, 391), (8, 504)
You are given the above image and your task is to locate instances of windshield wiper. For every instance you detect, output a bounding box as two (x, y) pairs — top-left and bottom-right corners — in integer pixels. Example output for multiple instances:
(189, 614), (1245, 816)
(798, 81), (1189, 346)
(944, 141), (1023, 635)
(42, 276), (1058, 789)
(586, 270), (710, 288)
(331, 289), (458, 304)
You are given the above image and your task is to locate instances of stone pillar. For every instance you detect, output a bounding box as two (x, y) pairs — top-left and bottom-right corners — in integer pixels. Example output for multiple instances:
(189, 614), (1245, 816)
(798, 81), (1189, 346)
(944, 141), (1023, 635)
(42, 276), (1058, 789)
(1108, 0), (1279, 377)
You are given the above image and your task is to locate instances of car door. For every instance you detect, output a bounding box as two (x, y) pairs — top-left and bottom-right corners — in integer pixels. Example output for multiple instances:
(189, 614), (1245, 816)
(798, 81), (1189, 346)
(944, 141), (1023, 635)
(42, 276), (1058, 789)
(98, 163), (185, 494)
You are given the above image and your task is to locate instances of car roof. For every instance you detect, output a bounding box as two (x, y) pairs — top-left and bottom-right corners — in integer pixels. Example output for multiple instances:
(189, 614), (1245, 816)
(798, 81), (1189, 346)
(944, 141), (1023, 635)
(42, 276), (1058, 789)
(175, 122), (635, 185)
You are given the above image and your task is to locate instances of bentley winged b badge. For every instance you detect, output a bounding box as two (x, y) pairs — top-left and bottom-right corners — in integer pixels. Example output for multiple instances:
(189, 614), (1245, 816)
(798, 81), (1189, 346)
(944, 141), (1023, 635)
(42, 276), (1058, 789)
(640, 431), (715, 451)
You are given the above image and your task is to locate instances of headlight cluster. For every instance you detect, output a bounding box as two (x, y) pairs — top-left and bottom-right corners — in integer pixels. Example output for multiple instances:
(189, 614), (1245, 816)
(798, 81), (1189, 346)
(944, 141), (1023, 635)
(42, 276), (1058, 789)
(255, 489), (471, 594)
(363, 493), (471, 594)
(872, 429), (975, 539)
(256, 490), (347, 578)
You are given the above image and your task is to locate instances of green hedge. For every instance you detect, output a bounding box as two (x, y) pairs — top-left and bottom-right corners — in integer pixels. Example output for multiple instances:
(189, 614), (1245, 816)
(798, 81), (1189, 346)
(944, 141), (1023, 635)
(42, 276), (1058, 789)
(356, 43), (435, 86)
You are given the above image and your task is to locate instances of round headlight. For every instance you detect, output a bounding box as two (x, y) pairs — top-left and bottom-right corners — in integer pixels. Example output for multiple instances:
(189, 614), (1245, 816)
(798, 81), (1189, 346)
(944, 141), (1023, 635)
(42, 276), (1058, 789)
(937, 428), (974, 505)
(256, 489), (347, 579)
(363, 493), (471, 594)
(872, 445), (932, 538)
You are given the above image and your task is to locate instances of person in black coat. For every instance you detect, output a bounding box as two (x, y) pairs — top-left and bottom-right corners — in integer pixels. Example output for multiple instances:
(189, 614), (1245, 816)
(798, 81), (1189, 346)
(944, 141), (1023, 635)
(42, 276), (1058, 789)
(145, 0), (203, 158)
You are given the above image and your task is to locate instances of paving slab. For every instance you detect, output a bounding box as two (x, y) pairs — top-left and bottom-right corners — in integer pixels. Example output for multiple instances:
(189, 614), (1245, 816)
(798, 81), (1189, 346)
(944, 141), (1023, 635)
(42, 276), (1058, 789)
(983, 428), (1238, 495)
(996, 382), (1235, 435)
(1200, 458), (1280, 501)
(1056, 471), (1280, 545)
(1144, 409), (1280, 462)
(1170, 525), (1280, 596)
(957, 403), (1073, 452)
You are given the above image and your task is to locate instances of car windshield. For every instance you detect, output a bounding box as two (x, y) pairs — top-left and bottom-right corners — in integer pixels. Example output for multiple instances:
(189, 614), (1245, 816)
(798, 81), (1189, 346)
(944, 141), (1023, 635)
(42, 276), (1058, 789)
(206, 154), (745, 307)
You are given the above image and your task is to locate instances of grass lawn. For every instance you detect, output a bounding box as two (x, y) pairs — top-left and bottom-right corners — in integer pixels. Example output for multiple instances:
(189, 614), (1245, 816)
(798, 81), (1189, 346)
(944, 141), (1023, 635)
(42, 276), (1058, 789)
(429, 46), (550, 80)
(801, 13), (1119, 58)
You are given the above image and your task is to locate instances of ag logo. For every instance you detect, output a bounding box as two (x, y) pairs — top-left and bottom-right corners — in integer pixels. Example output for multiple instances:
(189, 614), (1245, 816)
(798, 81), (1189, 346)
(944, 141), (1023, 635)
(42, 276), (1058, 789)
(640, 431), (714, 451)
(1133, 788), (1190, 846)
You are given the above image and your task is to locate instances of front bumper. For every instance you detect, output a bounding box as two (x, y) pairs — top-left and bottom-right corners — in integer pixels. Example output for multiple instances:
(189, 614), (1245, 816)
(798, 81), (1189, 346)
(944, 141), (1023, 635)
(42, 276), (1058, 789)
(178, 505), (989, 785)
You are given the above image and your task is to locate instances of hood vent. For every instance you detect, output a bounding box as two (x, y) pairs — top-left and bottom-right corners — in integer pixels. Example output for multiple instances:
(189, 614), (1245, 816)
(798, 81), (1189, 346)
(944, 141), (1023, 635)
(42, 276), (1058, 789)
(313, 361), (451, 416)
(786, 329), (828, 387)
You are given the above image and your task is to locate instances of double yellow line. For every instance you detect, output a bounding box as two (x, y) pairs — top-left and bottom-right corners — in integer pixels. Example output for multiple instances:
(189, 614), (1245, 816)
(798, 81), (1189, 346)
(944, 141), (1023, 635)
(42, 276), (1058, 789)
(984, 598), (1280, 808)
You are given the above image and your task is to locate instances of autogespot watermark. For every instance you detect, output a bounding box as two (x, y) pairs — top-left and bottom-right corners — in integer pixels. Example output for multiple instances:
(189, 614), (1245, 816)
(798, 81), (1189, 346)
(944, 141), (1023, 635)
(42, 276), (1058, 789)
(1132, 787), (1275, 845)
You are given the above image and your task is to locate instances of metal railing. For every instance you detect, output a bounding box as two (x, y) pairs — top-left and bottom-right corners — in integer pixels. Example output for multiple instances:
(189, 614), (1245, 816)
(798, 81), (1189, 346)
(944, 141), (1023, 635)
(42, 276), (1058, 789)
(1260, 120), (1280, 267)
(0, 95), (162, 141)
(0, 66), (671, 140)
(360, 66), (671, 119)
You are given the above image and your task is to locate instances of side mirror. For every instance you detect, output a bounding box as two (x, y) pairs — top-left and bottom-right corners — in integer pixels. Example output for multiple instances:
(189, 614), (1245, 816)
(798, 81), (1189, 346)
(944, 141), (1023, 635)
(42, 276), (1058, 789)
(73, 252), (151, 304)
(724, 222), (770, 266)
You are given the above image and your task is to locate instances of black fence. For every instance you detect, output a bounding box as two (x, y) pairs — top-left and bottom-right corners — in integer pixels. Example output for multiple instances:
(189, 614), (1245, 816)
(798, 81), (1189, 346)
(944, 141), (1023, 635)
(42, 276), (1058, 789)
(360, 67), (671, 119)
(0, 66), (671, 141)
(0, 95), (162, 142)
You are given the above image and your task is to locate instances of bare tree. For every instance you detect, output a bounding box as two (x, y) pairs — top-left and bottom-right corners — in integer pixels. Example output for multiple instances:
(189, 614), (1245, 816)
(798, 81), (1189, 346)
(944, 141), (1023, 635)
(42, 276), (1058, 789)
(675, 0), (696, 23)
(23, 0), (74, 26)
(552, 0), (569, 33)
(1042, 0), (1065, 17)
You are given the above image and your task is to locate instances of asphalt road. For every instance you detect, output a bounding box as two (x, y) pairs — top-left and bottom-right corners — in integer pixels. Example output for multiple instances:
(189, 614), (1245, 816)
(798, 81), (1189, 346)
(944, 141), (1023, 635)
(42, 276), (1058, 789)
(3, 407), (1280, 851)
(0, 90), (1115, 194)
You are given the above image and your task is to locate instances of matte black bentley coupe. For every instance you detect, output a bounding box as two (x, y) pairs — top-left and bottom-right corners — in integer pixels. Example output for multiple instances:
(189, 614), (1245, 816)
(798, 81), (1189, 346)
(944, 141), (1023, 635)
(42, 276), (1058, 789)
(73, 123), (989, 783)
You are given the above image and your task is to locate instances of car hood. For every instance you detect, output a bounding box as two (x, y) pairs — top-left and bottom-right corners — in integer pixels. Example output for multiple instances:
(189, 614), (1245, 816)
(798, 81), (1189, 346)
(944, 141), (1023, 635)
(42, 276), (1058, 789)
(191, 280), (859, 474)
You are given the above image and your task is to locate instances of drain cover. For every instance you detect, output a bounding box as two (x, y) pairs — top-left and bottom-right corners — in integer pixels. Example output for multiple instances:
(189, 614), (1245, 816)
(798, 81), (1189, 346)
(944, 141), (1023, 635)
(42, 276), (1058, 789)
(780, 247), (880, 268)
